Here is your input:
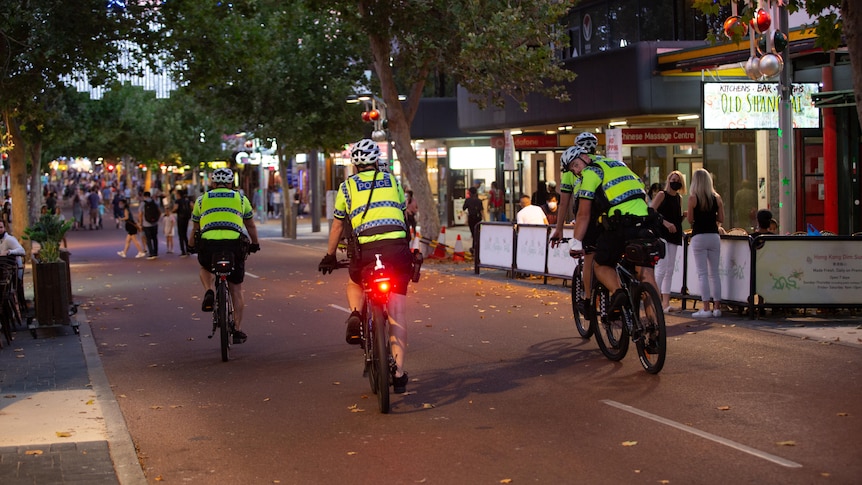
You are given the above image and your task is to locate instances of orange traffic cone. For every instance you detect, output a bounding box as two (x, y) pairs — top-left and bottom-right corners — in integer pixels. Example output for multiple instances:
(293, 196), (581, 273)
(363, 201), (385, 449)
(452, 234), (466, 262)
(429, 226), (448, 259)
(411, 231), (422, 253)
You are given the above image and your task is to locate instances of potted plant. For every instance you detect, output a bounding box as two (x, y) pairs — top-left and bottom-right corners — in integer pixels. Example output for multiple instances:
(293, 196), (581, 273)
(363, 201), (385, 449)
(24, 213), (74, 327)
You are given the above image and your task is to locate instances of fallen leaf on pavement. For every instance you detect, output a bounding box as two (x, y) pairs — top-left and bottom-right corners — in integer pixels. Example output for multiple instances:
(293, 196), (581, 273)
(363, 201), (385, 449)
(717, 406), (731, 411)
(621, 441), (638, 446)
(776, 440), (796, 446)
(56, 431), (73, 437)
(25, 450), (43, 455)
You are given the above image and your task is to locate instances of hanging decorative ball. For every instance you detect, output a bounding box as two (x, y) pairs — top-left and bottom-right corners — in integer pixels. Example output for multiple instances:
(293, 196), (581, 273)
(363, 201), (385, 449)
(772, 31), (789, 52)
(723, 16), (748, 40)
(757, 33), (768, 56)
(744, 56), (762, 81)
(759, 53), (784, 78)
(751, 8), (772, 35)
(361, 111), (371, 122)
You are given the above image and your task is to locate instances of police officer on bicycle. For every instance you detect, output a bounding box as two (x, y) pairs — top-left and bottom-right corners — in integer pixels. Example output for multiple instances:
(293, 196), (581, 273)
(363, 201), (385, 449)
(188, 168), (260, 344)
(318, 139), (413, 394)
(559, 146), (660, 314)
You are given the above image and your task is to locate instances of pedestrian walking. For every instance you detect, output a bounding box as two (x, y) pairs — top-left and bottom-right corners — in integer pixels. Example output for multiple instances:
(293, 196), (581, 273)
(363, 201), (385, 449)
(86, 187), (101, 230)
(688, 168), (725, 317)
(72, 191), (84, 230)
(164, 205), (177, 254)
(488, 181), (504, 221)
(651, 170), (686, 313)
(117, 199), (147, 258)
(462, 186), (484, 249)
(175, 189), (192, 256)
(139, 191), (162, 259)
(404, 190), (418, 237)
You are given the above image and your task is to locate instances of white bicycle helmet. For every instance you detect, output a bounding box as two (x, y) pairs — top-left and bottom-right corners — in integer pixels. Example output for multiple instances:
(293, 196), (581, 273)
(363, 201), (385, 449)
(560, 146), (586, 173)
(575, 132), (598, 154)
(350, 138), (380, 166)
(212, 168), (234, 185)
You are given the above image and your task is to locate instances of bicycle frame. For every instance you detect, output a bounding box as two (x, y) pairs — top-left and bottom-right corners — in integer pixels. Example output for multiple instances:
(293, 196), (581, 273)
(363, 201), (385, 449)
(209, 253), (236, 362)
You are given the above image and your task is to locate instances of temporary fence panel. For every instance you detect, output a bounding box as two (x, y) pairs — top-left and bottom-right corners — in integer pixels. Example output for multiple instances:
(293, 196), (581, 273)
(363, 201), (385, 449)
(477, 223), (515, 270)
(514, 224), (550, 274)
(684, 236), (751, 304)
(754, 237), (862, 305)
(547, 227), (577, 279)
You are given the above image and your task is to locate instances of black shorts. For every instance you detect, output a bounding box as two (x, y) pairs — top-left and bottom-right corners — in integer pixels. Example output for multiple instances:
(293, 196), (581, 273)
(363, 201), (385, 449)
(349, 239), (412, 295)
(593, 221), (656, 268)
(583, 221), (602, 253)
(198, 239), (247, 285)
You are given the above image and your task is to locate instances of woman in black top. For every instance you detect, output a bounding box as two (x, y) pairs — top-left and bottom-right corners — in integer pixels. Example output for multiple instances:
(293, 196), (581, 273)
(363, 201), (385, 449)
(650, 171), (686, 312)
(687, 169), (725, 318)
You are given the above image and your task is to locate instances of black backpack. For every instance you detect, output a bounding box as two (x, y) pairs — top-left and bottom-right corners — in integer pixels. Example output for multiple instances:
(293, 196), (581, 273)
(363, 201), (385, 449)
(175, 197), (191, 219)
(144, 199), (161, 223)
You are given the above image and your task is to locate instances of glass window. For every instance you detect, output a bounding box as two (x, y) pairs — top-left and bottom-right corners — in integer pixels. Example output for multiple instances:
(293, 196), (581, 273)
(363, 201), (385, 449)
(703, 131), (758, 230)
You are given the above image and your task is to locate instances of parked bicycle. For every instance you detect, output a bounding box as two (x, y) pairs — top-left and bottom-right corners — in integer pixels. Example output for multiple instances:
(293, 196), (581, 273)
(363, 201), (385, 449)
(0, 256), (24, 346)
(587, 239), (667, 374)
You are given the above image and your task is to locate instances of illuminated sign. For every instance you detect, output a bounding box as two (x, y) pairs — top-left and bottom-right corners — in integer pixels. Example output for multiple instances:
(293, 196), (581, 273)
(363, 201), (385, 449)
(620, 127), (696, 145)
(703, 82), (820, 130)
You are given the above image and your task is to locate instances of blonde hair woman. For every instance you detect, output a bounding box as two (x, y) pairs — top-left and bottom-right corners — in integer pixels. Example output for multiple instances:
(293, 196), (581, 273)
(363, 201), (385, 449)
(687, 169), (725, 317)
(650, 170), (686, 312)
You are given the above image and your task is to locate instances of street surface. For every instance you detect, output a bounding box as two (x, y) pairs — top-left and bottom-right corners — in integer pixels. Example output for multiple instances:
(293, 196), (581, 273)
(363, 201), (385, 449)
(63, 221), (861, 484)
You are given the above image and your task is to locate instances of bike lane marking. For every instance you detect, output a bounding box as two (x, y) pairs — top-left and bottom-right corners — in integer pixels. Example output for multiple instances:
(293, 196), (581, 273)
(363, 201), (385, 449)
(330, 304), (351, 314)
(601, 399), (802, 468)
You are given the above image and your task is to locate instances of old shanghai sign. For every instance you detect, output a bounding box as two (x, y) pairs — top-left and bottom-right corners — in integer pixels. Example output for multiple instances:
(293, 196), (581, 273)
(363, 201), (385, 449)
(620, 127), (697, 145)
(702, 82), (820, 130)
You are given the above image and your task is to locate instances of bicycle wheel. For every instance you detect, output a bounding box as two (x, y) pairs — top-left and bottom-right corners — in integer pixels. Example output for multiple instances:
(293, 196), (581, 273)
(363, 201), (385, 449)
(592, 285), (629, 361)
(633, 283), (667, 374)
(370, 303), (391, 414)
(217, 282), (231, 362)
(571, 260), (593, 339)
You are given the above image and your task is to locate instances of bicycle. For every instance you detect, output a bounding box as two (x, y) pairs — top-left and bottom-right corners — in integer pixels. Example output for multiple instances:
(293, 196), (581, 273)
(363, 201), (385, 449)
(208, 251), (238, 362)
(564, 244), (593, 339)
(588, 238), (667, 374)
(333, 249), (421, 414)
(0, 256), (24, 346)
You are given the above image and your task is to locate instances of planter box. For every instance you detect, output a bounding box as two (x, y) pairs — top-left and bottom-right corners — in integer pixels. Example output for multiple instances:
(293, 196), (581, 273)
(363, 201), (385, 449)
(32, 261), (71, 326)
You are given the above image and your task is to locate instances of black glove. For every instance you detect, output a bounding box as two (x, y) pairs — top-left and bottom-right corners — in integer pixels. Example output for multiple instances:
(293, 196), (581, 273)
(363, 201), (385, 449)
(318, 253), (337, 274)
(187, 245), (198, 254)
(249, 243), (261, 253)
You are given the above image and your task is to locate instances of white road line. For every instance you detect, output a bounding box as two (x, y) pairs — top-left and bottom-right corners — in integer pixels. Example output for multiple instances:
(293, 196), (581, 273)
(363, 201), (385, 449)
(330, 304), (351, 314)
(244, 272), (260, 279)
(601, 400), (803, 468)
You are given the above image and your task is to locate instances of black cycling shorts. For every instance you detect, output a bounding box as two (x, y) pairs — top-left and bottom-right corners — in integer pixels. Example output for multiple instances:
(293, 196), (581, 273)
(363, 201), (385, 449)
(350, 239), (412, 295)
(198, 239), (246, 285)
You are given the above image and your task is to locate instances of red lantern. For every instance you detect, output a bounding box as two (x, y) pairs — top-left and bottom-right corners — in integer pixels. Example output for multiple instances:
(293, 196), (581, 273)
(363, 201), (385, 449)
(361, 111), (371, 122)
(723, 16), (747, 40)
(368, 109), (380, 120)
(750, 8), (771, 35)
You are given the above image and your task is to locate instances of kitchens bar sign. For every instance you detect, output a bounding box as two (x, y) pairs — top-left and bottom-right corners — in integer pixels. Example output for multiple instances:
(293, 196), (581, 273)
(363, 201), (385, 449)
(703, 82), (820, 130)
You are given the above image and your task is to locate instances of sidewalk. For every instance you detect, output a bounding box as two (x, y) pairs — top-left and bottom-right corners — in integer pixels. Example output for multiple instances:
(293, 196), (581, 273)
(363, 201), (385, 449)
(1, 215), (857, 484)
(0, 309), (145, 484)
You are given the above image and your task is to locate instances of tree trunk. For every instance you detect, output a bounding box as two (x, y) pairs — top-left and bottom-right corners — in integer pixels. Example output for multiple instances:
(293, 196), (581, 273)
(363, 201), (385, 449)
(3, 111), (30, 242)
(277, 143), (296, 239)
(367, 32), (442, 246)
(842, 1), (862, 127)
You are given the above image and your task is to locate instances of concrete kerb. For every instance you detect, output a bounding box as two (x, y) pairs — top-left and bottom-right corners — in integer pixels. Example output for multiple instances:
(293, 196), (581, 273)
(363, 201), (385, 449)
(78, 308), (148, 485)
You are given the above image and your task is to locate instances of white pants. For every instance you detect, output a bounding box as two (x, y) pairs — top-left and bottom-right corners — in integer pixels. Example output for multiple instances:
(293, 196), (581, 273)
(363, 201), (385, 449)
(654, 240), (679, 295)
(691, 233), (721, 302)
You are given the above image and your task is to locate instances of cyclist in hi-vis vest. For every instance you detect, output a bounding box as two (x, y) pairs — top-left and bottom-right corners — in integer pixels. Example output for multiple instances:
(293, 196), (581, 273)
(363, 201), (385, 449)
(318, 139), (413, 394)
(551, 132), (603, 316)
(560, 146), (659, 316)
(189, 168), (260, 344)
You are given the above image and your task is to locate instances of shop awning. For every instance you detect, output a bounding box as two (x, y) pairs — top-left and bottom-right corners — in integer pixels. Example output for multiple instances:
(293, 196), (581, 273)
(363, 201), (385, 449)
(811, 90), (857, 109)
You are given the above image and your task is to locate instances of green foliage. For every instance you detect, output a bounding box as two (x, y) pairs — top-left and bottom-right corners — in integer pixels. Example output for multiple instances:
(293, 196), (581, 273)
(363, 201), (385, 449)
(24, 214), (73, 263)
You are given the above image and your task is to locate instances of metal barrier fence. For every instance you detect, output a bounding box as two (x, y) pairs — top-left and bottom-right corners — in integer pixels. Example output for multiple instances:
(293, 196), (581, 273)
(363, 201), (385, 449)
(474, 222), (862, 317)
